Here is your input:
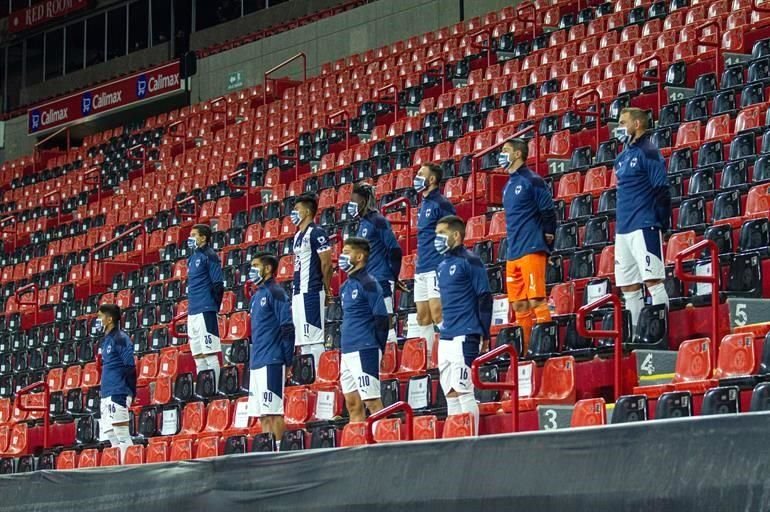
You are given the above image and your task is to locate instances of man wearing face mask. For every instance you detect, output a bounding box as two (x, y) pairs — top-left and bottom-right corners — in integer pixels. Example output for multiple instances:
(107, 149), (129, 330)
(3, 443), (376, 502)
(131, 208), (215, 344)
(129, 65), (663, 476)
(500, 139), (556, 353)
(348, 183), (402, 344)
(95, 304), (136, 462)
(247, 252), (295, 448)
(435, 216), (492, 434)
(291, 194), (332, 371)
(186, 224), (225, 391)
(338, 237), (389, 422)
(613, 107), (671, 333)
(414, 163), (456, 357)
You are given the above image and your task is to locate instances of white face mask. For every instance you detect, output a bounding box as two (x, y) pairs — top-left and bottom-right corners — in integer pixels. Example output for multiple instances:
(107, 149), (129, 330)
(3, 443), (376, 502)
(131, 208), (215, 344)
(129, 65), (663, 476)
(615, 126), (632, 145)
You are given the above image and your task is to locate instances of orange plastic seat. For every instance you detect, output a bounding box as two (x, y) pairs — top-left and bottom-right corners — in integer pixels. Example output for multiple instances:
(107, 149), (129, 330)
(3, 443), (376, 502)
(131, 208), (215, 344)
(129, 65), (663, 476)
(464, 215), (487, 245)
(170, 438), (194, 461)
(413, 415), (438, 440)
(56, 450), (77, 470)
(502, 356), (576, 412)
(310, 350), (341, 391)
(550, 282), (575, 316)
(712, 334), (757, 379)
(81, 362), (101, 389)
(123, 445), (146, 465)
(223, 311), (250, 341)
(570, 398), (607, 427)
(100, 446), (122, 467)
(745, 185), (770, 219)
(152, 377), (173, 405)
(380, 342), (398, 375)
(557, 172), (583, 200)
(634, 338), (713, 398)
(285, 387), (317, 426)
(137, 353), (159, 386)
(373, 418), (402, 443)
(340, 422), (367, 447)
(487, 211), (507, 241)
(442, 413), (475, 438)
(664, 230), (696, 265)
(195, 435), (220, 459)
(0, 423), (27, 456)
(146, 439), (169, 463)
(78, 448), (100, 468)
(62, 365), (83, 391)
(385, 338), (427, 381)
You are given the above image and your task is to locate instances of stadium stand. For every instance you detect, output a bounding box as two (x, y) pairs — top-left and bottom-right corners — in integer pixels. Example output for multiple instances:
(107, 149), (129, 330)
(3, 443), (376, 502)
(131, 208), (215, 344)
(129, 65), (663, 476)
(2, 0), (770, 488)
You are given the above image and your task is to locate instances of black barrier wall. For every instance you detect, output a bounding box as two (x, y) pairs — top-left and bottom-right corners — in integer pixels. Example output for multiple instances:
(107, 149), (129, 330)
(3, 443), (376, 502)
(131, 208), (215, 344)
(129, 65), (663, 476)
(2, 412), (770, 512)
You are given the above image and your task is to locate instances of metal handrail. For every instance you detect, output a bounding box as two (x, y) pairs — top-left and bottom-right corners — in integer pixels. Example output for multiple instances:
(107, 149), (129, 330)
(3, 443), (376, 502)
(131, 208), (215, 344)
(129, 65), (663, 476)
(365, 401), (414, 443)
(696, 21), (722, 87)
(263, 52), (307, 106)
(228, 168), (251, 212)
(577, 294), (624, 400)
(169, 312), (189, 340)
(425, 57), (447, 95)
(470, 29), (494, 67)
(278, 137), (300, 183)
(572, 88), (601, 152)
(327, 110), (351, 150)
(382, 197), (412, 256)
(82, 166), (102, 212)
(175, 196), (199, 222)
(471, 343), (519, 433)
(674, 239), (720, 369)
(33, 126), (70, 173)
(635, 53), (663, 116)
(376, 83), (400, 123)
(15, 381), (50, 449)
(128, 144), (147, 179)
(516, 3), (538, 39)
(88, 224), (147, 296)
(15, 283), (39, 327)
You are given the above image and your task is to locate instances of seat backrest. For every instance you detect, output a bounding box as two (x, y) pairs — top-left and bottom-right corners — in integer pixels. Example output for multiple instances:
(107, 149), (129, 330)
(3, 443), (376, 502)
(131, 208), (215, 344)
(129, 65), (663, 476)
(204, 400), (230, 433)
(673, 338), (712, 383)
(340, 422), (367, 447)
(442, 413), (475, 438)
(664, 230), (696, 265)
(373, 418), (402, 443)
(63, 365), (83, 390)
(285, 388), (315, 425)
(317, 350), (341, 385)
(124, 445), (146, 465)
(570, 398), (607, 427)
(139, 353), (159, 381)
(549, 282), (575, 315)
(196, 435), (219, 459)
(56, 450), (77, 470)
(170, 438), (193, 461)
(746, 184), (770, 217)
(100, 446), (122, 467)
(714, 334), (756, 378)
(0, 398), (10, 424)
(380, 342), (398, 374)
(537, 355), (576, 402)
(487, 211), (506, 239)
(78, 448), (100, 468)
(180, 401), (206, 435)
(157, 348), (179, 378)
(398, 338), (427, 373)
(557, 172), (582, 199)
(413, 415), (438, 440)
(81, 362), (100, 388)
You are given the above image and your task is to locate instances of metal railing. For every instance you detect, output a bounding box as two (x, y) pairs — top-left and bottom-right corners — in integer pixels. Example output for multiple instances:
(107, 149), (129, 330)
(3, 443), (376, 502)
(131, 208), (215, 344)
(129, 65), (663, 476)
(88, 224), (147, 296)
(365, 401), (414, 443)
(376, 83), (400, 123)
(263, 52), (307, 106)
(15, 381), (50, 449)
(577, 294), (624, 400)
(327, 109), (351, 150)
(383, 197), (412, 256)
(15, 283), (39, 327)
(471, 343), (520, 433)
(636, 53), (664, 115)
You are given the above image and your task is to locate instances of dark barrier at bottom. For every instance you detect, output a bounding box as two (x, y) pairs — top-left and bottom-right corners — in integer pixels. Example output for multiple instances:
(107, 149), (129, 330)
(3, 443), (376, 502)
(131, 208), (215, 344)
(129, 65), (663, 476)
(2, 412), (770, 512)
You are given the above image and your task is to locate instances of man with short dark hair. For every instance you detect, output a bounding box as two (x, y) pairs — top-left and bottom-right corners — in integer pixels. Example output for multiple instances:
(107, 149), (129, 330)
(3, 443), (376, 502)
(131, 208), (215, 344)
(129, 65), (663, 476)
(348, 183), (402, 343)
(614, 107), (671, 333)
(435, 216), (492, 434)
(248, 252), (294, 448)
(186, 223), (225, 390)
(291, 194), (333, 370)
(96, 303), (136, 462)
(500, 138), (556, 353)
(414, 163), (456, 356)
(338, 237), (388, 422)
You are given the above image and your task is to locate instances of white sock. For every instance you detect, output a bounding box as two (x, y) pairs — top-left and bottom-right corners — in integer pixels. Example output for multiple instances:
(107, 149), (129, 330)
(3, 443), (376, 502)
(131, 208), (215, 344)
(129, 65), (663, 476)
(106, 429), (120, 449)
(204, 354), (221, 390)
(194, 356), (209, 375)
(446, 396), (462, 416)
(112, 425), (133, 462)
(648, 283), (669, 309)
(457, 393), (479, 435)
(623, 289), (645, 331)
(275, 440), (281, 452)
(420, 325), (436, 359)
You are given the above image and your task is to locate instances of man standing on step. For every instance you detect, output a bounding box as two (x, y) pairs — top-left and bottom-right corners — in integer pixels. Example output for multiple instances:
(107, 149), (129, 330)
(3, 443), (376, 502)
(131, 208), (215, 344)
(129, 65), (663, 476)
(613, 107), (671, 333)
(186, 223), (225, 390)
(248, 252), (294, 447)
(414, 163), (456, 357)
(348, 183), (402, 343)
(339, 237), (389, 423)
(500, 138), (556, 354)
(96, 304), (136, 462)
(435, 215), (492, 434)
(292, 194), (333, 371)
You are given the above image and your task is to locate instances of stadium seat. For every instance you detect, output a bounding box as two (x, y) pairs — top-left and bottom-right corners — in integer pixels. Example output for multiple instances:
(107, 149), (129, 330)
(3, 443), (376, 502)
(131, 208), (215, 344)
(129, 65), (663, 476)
(570, 398), (607, 427)
(413, 415), (438, 440)
(384, 338), (427, 381)
(634, 338), (713, 398)
(373, 418), (402, 443)
(340, 422), (367, 447)
(170, 438), (194, 461)
(310, 350), (341, 391)
(100, 447), (122, 467)
(442, 413), (475, 438)
(56, 450), (77, 470)
(77, 449), (100, 468)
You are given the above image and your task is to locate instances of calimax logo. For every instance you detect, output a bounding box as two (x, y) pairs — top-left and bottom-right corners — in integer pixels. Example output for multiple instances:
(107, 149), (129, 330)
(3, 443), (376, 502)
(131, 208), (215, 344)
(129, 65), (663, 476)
(30, 107), (69, 131)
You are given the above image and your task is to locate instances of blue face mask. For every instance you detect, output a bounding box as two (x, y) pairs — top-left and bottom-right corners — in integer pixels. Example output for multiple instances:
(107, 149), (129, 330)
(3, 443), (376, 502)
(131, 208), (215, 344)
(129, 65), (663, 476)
(347, 201), (359, 218)
(94, 318), (104, 334)
(498, 152), (510, 168)
(413, 175), (426, 192)
(434, 233), (450, 255)
(338, 254), (353, 273)
(290, 210), (302, 225)
(248, 267), (263, 285)
(187, 236), (197, 249)
(615, 126), (631, 145)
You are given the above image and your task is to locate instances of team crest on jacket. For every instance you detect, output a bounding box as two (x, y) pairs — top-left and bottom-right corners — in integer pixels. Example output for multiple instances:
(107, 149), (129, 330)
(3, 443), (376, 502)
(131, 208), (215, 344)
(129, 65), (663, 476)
(195, 259), (201, 267)
(106, 344), (112, 354)
(351, 289), (358, 299)
(515, 185), (522, 194)
(361, 228), (368, 237)
(630, 157), (638, 168)
(260, 297), (267, 307)
(449, 264), (457, 275)
(426, 209), (431, 217)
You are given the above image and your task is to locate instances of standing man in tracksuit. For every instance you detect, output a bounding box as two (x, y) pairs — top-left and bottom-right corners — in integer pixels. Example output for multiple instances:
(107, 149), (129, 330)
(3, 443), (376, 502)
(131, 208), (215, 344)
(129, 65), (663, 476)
(500, 139), (556, 354)
(96, 304), (136, 462)
(435, 216), (492, 434)
(338, 237), (389, 423)
(613, 107), (672, 333)
(348, 183), (403, 343)
(186, 224), (225, 390)
(414, 163), (456, 357)
(247, 252), (295, 448)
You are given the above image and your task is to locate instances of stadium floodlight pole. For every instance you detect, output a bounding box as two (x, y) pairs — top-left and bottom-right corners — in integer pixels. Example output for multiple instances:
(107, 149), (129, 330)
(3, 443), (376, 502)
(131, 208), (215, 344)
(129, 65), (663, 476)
(696, 21), (722, 85)
(327, 109), (350, 150)
(635, 54), (663, 117)
(15, 380), (50, 449)
(42, 190), (62, 226)
(674, 239), (720, 370)
(472, 343), (520, 433)
(263, 52), (307, 106)
(516, 2), (538, 40)
(382, 197), (412, 256)
(14, 283), (39, 328)
(470, 123), (537, 217)
(469, 29), (494, 67)
(577, 294), (624, 401)
(571, 88), (601, 154)
(425, 57), (447, 95)
(365, 401), (414, 443)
